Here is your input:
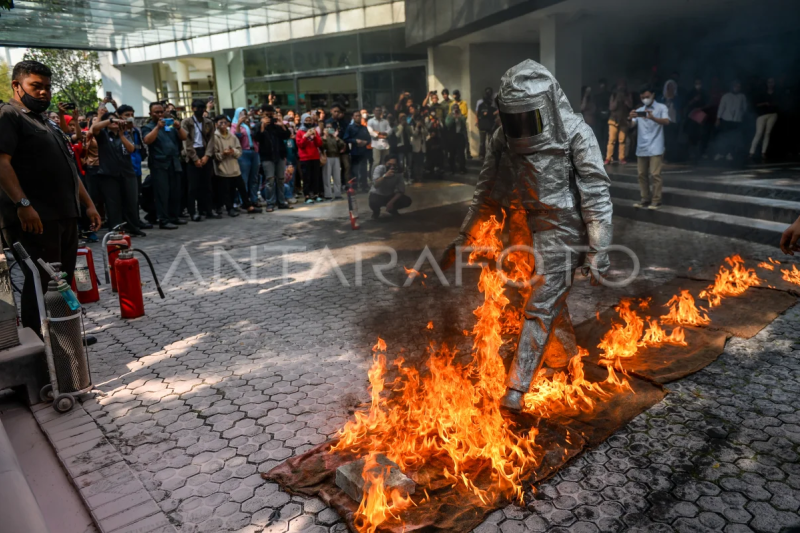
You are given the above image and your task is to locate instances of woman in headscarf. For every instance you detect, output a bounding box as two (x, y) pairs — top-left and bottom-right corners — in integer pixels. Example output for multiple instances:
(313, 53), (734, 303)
(296, 112), (323, 203)
(232, 107), (262, 209)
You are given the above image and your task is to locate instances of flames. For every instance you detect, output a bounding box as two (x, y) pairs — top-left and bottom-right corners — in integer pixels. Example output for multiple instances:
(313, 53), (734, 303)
(353, 453), (414, 533)
(782, 264), (800, 286)
(334, 216), (543, 532)
(335, 225), (775, 532)
(699, 255), (761, 307)
(661, 290), (711, 326)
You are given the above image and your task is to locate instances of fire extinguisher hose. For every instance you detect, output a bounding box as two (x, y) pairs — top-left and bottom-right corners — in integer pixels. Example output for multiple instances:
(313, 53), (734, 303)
(132, 249), (166, 299)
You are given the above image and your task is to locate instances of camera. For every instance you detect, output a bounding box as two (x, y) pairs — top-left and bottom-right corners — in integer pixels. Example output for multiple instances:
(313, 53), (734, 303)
(64, 103), (76, 111)
(636, 111), (647, 117)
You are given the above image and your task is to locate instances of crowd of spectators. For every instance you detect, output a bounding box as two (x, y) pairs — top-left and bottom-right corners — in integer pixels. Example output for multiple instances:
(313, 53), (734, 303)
(582, 72), (797, 166)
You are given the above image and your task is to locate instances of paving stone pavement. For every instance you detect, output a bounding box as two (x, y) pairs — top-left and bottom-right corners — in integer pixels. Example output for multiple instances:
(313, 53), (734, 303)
(58, 194), (799, 533)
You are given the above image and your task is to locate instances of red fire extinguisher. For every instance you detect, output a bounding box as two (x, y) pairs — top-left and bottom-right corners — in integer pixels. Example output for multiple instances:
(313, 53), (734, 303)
(115, 248), (165, 319)
(102, 224), (132, 293)
(346, 178), (360, 230)
(71, 244), (100, 304)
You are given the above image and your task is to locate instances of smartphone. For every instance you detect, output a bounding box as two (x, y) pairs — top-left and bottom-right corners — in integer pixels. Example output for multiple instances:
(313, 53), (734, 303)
(636, 111), (647, 117)
(64, 103), (76, 111)
(164, 118), (174, 131)
(106, 91), (113, 99)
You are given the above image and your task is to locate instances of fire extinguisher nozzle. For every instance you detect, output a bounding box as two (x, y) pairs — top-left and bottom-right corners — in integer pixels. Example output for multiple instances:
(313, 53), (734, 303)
(132, 249), (166, 299)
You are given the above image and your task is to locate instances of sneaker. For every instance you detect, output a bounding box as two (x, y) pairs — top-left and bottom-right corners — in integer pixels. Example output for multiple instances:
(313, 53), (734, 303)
(278, 203), (293, 210)
(648, 203), (661, 210)
(139, 219), (154, 230)
(305, 198), (314, 204)
(86, 231), (99, 243)
(228, 209), (239, 217)
(633, 201), (651, 209)
(315, 197), (324, 203)
(288, 198), (298, 204)
(172, 218), (189, 225)
(208, 211), (223, 220)
(191, 214), (204, 222)
(159, 222), (179, 230)
(248, 207), (263, 214)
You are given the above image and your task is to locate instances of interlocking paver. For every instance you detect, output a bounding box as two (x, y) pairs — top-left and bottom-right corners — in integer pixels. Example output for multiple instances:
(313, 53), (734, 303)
(43, 194), (799, 532)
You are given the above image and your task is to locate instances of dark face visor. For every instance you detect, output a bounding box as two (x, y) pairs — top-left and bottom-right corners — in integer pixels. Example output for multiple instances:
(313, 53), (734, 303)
(499, 108), (544, 139)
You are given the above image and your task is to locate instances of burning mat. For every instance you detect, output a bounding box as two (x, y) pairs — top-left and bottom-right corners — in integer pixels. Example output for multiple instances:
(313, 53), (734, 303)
(264, 220), (799, 533)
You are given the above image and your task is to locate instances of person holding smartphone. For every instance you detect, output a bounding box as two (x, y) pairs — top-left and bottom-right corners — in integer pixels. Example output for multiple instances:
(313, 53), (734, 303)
(142, 101), (189, 229)
(91, 112), (146, 235)
(629, 85), (671, 210)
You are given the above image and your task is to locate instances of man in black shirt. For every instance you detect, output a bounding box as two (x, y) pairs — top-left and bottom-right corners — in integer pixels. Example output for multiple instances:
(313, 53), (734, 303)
(0, 60), (101, 333)
(142, 102), (188, 229)
(91, 112), (145, 236)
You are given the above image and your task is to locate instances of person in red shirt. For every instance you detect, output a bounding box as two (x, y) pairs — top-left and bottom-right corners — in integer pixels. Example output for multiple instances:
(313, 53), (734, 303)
(296, 113), (323, 203)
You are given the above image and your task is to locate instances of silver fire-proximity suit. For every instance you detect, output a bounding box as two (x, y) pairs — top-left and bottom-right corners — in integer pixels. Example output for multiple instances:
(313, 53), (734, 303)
(456, 60), (614, 411)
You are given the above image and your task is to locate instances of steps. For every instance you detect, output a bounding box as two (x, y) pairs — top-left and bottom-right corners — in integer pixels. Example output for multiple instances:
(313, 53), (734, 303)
(608, 167), (800, 245)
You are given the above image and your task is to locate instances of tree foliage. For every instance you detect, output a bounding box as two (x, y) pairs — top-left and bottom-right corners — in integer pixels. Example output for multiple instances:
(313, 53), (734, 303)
(0, 61), (12, 103)
(22, 48), (101, 113)
(0, 0), (13, 15)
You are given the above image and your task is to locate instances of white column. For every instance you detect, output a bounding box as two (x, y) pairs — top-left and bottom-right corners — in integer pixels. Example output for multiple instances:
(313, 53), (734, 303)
(539, 15), (582, 111)
(99, 52), (157, 116)
(212, 53), (233, 111)
(169, 59), (191, 108)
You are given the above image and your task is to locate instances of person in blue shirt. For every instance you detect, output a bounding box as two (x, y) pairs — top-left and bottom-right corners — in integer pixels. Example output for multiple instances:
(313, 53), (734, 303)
(117, 105), (153, 229)
(629, 85), (671, 210)
(343, 111), (372, 191)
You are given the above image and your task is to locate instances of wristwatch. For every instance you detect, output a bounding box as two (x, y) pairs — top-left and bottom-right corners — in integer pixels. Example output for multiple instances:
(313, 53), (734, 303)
(15, 198), (31, 209)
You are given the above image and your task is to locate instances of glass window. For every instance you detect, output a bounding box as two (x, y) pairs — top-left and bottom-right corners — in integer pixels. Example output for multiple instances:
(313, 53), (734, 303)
(265, 44), (294, 75)
(246, 80), (296, 108)
(291, 35), (359, 72)
(360, 27), (427, 64)
(243, 47), (267, 78)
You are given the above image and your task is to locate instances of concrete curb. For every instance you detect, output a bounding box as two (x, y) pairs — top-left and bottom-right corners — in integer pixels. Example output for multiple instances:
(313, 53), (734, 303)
(32, 401), (176, 533)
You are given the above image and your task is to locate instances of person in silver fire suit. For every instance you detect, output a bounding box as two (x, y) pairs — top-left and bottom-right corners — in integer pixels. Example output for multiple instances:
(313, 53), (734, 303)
(442, 59), (614, 412)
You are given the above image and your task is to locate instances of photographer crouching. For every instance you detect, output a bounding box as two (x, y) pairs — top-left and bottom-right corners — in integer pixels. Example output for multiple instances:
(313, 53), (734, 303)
(0, 60), (101, 335)
(369, 154), (412, 219)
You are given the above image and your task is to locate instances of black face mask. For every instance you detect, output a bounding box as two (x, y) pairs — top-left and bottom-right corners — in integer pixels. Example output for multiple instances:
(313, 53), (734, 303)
(17, 86), (51, 114)
(193, 108), (204, 119)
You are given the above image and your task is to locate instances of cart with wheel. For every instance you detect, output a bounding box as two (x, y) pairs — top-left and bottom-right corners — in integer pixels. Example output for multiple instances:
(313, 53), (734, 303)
(12, 243), (93, 413)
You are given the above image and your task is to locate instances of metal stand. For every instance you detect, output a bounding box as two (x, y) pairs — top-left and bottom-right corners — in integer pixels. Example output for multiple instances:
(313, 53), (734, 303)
(13, 243), (93, 413)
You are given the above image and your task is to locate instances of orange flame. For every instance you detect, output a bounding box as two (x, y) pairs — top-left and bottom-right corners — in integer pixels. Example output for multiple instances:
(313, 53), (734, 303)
(661, 290), (710, 326)
(523, 347), (631, 417)
(769, 257), (781, 265)
(597, 300), (644, 361)
(426, 321), (434, 330)
(758, 262), (775, 271)
(334, 217), (544, 531)
(638, 297), (652, 310)
(640, 319), (687, 347)
(782, 264), (800, 286)
(404, 267), (427, 279)
(699, 255), (761, 308)
(353, 453), (414, 533)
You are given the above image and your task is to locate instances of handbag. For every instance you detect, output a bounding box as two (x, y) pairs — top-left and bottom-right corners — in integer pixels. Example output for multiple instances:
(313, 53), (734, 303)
(689, 108), (707, 124)
(319, 152), (328, 166)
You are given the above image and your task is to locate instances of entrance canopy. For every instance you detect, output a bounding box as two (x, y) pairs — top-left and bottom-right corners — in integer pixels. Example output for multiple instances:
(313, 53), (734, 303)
(0, 0), (394, 51)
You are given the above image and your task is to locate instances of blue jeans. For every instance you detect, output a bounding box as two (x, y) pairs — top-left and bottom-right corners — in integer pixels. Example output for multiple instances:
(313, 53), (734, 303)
(239, 150), (261, 204)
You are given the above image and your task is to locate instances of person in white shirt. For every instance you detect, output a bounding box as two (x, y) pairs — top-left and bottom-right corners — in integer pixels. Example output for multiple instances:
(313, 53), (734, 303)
(714, 80), (748, 162)
(628, 86), (671, 210)
(367, 107), (391, 170)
